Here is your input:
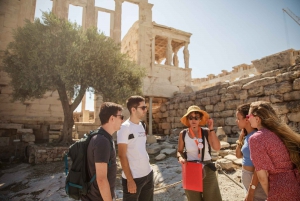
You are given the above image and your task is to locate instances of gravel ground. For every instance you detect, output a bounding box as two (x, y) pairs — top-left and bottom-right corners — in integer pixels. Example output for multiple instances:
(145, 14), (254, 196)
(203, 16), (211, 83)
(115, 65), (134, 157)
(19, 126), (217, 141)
(0, 157), (245, 201)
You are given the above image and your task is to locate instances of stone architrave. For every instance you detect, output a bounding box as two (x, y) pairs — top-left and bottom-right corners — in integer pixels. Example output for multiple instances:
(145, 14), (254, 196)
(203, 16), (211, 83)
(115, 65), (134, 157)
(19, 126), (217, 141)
(183, 43), (190, 68)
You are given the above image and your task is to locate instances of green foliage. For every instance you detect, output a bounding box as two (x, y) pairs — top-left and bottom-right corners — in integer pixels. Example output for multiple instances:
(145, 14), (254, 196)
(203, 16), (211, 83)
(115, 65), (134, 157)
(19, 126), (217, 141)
(3, 12), (145, 107)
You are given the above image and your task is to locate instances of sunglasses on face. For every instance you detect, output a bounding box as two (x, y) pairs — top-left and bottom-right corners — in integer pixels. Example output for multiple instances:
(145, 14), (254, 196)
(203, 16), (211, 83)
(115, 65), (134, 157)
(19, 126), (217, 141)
(188, 116), (200, 121)
(137, 106), (147, 110)
(114, 114), (124, 120)
(246, 114), (255, 119)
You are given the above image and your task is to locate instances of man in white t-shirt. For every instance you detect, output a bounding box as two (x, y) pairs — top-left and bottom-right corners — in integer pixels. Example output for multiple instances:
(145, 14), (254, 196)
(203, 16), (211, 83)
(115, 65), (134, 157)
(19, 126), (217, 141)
(117, 95), (153, 201)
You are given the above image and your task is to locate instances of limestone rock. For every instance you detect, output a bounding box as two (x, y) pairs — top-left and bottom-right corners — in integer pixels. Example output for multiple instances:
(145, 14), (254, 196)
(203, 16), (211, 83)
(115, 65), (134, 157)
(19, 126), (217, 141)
(160, 148), (176, 155)
(287, 112), (300, 122)
(147, 135), (157, 144)
(22, 134), (35, 142)
(233, 158), (242, 166)
(228, 150), (236, 155)
(147, 146), (161, 155)
(294, 78), (300, 90)
(216, 158), (233, 170)
(242, 77), (276, 90)
(219, 149), (230, 157)
(155, 154), (166, 161)
(220, 141), (230, 149)
(161, 143), (174, 149)
(224, 154), (238, 161)
(252, 49), (295, 73)
(17, 129), (33, 134)
(230, 144), (237, 149)
(264, 81), (293, 96)
(225, 117), (237, 126)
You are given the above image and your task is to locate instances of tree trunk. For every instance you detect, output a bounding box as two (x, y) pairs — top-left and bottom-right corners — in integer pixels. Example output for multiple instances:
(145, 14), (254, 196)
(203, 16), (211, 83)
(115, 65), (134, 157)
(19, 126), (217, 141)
(61, 110), (74, 144)
(56, 80), (87, 145)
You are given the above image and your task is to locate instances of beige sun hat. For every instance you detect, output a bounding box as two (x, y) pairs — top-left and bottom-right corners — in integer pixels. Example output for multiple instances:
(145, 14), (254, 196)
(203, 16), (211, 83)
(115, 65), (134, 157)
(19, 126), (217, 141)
(180, 105), (210, 127)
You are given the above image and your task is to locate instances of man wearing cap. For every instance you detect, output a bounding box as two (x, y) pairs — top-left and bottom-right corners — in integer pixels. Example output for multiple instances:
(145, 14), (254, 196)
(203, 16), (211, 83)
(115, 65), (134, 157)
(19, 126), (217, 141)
(177, 105), (222, 201)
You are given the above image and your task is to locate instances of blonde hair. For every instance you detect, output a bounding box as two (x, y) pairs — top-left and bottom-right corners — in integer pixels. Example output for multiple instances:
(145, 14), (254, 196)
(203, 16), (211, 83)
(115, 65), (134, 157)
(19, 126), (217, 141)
(250, 101), (300, 172)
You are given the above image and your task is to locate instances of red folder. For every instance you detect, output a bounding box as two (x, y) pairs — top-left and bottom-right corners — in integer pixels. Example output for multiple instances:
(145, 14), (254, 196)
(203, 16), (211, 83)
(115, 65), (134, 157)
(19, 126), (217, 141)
(182, 161), (203, 192)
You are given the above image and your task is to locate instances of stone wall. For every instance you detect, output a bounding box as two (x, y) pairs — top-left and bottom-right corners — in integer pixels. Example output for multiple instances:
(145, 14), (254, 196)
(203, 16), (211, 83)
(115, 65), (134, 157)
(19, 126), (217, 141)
(121, 21), (139, 62)
(155, 53), (300, 136)
(192, 49), (300, 91)
(192, 64), (258, 90)
(27, 144), (68, 164)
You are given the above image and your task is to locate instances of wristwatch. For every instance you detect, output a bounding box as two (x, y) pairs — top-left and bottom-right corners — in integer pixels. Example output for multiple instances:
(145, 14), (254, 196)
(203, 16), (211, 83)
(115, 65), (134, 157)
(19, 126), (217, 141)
(250, 184), (256, 190)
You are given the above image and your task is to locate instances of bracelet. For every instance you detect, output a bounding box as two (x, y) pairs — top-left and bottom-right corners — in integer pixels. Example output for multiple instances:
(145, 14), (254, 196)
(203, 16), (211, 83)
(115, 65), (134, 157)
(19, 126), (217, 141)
(209, 129), (214, 132)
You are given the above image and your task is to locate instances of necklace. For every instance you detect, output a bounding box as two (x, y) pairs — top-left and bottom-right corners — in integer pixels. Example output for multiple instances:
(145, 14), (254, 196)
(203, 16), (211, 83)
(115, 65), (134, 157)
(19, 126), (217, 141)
(189, 127), (203, 158)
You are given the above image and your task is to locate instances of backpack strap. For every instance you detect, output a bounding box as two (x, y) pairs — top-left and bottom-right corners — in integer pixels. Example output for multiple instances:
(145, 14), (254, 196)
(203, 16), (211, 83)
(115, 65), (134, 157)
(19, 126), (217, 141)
(181, 129), (187, 149)
(64, 153), (69, 175)
(201, 128), (211, 161)
(140, 121), (147, 134)
(91, 129), (113, 167)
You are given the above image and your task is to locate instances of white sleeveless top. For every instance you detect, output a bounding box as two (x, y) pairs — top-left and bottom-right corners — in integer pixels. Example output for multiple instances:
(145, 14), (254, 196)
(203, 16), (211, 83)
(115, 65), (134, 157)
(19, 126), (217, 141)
(185, 129), (212, 161)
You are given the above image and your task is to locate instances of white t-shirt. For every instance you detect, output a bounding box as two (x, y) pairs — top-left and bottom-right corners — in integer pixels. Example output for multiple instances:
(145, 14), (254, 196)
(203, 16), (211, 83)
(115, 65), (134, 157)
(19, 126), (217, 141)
(185, 129), (212, 161)
(117, 119), (152, 179)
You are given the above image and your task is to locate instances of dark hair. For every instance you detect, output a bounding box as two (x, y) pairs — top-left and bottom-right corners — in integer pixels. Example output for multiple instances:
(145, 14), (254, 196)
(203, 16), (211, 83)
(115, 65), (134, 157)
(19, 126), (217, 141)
(237, 103), (250, 118)
(237, 103), (251, 135)
(126, 95), (145, 114)
(99, 102), (123, 125)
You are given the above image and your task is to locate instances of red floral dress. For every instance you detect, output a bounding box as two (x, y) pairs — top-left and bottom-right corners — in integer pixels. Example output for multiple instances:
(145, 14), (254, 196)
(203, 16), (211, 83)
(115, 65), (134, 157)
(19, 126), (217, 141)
(249, 128), (300, 201)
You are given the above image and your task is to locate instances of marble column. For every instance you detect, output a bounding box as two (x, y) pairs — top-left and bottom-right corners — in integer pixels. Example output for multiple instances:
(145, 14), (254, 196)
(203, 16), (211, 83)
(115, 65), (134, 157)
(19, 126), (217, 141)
(52, 0), (69, 20)
(166, 38), (172, 65)
(113, 0), (122, 43)
(151, 35), (155, 66)
(148, 96), (153, 135)
(183, 42), (190, 68)
(110, 13), (115, 38)
(84, 0), (96, 29)
(18, 0), (36, 27)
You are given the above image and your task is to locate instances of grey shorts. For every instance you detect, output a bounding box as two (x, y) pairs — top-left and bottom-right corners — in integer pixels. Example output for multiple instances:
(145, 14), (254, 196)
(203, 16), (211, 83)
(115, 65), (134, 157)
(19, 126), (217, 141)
(241, 169), (267, 201)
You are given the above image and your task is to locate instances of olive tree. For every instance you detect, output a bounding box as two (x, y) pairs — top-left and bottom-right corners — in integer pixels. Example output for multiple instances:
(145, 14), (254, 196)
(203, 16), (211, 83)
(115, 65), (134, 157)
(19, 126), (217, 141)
(3, 12), (145, 144)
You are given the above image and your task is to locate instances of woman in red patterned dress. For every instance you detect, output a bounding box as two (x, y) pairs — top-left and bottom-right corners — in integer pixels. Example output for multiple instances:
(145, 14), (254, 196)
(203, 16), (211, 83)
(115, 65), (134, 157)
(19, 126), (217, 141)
(247, 101), (300, 201)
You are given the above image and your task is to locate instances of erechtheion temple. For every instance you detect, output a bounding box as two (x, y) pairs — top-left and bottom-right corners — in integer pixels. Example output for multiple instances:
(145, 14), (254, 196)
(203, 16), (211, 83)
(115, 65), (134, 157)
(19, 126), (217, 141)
(0, 0), (300, 162)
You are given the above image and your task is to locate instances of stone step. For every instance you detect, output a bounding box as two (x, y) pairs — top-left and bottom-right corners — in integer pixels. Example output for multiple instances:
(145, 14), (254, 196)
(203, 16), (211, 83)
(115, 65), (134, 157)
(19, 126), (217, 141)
(49, 131), (61, 135)
(0, 123), (24, 129)
(50, 125), (63, 131)
(17, 129), (33, 134)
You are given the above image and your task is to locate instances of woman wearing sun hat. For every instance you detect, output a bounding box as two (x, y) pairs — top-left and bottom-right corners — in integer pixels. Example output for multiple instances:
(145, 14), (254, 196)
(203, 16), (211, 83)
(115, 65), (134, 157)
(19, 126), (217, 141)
(177, 105), (222, 201)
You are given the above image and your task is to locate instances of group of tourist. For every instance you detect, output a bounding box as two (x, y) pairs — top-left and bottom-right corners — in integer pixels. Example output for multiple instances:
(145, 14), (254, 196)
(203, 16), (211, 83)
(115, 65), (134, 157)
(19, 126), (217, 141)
(82, 94), (300, 201)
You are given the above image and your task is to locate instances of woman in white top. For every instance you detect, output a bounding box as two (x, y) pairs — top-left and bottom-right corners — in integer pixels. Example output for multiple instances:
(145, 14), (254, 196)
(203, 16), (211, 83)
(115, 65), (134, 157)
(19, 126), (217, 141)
(177, 105), (222, 201)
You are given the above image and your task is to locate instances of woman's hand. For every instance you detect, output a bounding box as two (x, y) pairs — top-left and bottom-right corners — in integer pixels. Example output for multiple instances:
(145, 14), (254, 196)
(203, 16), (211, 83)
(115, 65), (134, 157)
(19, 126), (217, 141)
(178, 156), (186, 164)
(207, 118), (214, 130)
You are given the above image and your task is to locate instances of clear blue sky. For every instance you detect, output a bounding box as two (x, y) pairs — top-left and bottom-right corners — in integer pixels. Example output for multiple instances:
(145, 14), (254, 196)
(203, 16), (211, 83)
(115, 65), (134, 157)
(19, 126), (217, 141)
(36, 0), (300, 79)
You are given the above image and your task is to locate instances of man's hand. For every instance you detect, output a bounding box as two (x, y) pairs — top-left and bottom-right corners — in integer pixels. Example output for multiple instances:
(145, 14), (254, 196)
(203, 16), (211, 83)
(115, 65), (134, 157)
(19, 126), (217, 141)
(127, 179), (137, 194)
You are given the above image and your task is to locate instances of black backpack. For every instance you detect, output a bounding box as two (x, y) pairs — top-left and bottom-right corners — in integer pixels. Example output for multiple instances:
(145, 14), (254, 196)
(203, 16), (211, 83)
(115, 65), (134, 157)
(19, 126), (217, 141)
(181, 127), (211, 161)
(64, 128), (113, 200)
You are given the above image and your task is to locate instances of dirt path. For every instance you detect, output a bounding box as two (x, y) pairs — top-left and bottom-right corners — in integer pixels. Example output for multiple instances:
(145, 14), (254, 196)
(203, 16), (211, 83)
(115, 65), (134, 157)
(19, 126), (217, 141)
(0, 158), (245, 201)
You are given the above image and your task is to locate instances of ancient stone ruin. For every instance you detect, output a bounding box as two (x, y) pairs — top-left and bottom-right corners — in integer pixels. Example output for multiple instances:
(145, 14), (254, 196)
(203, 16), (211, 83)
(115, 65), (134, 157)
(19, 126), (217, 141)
(0, 0), (300, 164)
